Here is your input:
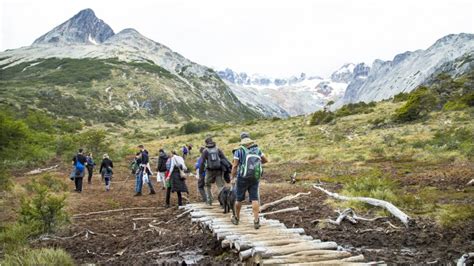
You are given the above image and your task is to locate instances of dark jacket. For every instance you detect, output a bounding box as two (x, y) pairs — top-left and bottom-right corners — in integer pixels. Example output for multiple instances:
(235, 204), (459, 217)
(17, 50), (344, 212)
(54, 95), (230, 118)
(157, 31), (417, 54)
(199, 142), (227, 178)
(170, 162), (188, 193)
(157, 151), (168, 172)
(221, 157), (232, 183)
(100, 158), (114, 174)
(73, 154), (87, 165)
(140, 149), (149, 164)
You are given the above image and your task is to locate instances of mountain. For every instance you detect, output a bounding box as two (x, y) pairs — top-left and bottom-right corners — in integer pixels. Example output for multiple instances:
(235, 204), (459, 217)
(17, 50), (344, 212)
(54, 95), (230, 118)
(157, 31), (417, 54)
(0, 9), (259, 123)
(335, 33), (474, 108)
(33, 9), (114, 45)
(218, 66), (352, 117)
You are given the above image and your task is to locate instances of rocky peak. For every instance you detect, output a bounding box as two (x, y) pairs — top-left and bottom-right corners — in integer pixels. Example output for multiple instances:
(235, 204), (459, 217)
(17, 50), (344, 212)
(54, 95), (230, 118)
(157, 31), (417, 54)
(33, 8), (114, 45)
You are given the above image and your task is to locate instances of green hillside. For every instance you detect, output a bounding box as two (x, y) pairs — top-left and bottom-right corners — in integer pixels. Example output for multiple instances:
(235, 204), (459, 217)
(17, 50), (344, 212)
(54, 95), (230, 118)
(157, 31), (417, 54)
(0, 57), (260, 124)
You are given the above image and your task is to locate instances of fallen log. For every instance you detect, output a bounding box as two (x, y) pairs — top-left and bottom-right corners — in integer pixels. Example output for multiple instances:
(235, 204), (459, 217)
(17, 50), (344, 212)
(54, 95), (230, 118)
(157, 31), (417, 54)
(260, 192), (310, 212)
(313, 185), (411, 227)
(234, 238), (319, 251)
(467, 179), (474, 186)
(261, 251), (352, 264)
(259, 206), (301, 217)
(217, 228), (305, 240)
(73, 207), (162, 218)
(458, 252), (474, 266)
(26, 165), (59, 175)
(240, 241), (338, 261)
(286, 254), (366, 265)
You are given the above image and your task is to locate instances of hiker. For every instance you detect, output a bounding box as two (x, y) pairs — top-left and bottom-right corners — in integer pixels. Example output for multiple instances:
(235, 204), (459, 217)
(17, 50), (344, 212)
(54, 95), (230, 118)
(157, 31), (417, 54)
(99, 153), (113, 191)
(156, 148), (168, 190)
(199, 137), (228, 205)
(72, 148), (87, 193)
(195, 147), (207, 202)
(230, 132), (268, 229)
(165, 150), (189, 207)
(85, 153), (96, 184)
(182, 145), (189, 159)
(188, 144), (193, 156)
(135, 145), (156, 196)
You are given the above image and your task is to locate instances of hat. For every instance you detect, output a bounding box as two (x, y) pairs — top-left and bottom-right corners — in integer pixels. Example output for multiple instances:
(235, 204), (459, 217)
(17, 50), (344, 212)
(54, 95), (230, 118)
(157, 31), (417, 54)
(240, 137), (254, 145)
(103, 153), (109, 159)
(240, 132), (250, 140)
(138, 144), (144, 148)
(205, 137), (214, 145)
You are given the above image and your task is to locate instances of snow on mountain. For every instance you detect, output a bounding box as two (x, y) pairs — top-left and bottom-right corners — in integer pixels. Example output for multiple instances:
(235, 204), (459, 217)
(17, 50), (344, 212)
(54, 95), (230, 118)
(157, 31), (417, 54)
(335, 33), (474, 108)
(218, 68), (351, 117)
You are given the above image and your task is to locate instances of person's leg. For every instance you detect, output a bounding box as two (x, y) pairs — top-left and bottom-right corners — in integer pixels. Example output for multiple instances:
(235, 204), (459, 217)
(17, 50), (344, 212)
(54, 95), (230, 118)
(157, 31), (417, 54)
(215, 171), (225, 193)
(204, 172), (214, 205)
(232, 179), (246, 224)
(87, 167), (93, 184)
(135, 171), (143, 195)
(165, 187), (171, 206)
(147, 178), (156, 194)
(248, 182), (260, 228)
(105, 177), (110, 191)
(177, 192), (183, 206)
(77, 177), (83, 192)
(74, 176), (79, 191)
(197, 174), (206, 202)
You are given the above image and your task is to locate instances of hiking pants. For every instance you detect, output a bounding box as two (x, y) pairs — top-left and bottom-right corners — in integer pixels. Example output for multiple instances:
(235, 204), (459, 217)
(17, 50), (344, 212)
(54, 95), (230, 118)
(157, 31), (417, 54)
(204, 170), (224, 204)
(198, 174), (206, 202)
(166, 187), (183, 206)
(135, 169), (154, 193)
(104, 176), (111, 191)
(87, 166), (93, 183)
(74, 177), (83, 192)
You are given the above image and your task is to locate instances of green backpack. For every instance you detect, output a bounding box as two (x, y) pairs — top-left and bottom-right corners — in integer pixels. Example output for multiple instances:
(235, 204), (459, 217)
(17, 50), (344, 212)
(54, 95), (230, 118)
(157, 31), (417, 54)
(239, 146), (263, 182)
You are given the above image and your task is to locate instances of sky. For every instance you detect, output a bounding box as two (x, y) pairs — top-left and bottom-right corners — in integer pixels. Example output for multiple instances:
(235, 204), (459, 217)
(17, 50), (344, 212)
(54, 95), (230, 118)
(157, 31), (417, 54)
(1, 0), (473, 77)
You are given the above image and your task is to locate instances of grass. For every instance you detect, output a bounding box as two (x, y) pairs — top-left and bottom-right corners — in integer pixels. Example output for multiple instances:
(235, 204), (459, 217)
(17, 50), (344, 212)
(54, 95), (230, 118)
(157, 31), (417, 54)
(1, 248), (74, 266)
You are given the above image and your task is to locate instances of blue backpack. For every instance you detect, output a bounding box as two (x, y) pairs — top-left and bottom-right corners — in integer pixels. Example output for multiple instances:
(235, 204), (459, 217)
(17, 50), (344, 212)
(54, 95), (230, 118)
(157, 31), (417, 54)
(75, 156), (85, 172)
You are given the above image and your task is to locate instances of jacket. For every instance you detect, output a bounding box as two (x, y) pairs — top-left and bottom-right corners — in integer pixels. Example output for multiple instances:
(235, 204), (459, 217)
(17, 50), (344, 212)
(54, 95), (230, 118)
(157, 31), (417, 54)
(199, 142), (227, 178)
(157, 151), (168, 172)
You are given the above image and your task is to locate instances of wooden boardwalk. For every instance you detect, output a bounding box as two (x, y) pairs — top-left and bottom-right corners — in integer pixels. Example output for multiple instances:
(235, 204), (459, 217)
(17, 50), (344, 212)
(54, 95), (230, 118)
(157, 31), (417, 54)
(182, 203), (370, 265)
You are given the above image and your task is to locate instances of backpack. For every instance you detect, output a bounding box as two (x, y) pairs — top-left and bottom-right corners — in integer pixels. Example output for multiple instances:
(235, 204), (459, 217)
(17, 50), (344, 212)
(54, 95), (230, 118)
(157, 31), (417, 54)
(206, 147), (221, 170)
(183, 147), (188, 154)
(86, 157), (94, 166)
(75, 156), (85, 172)
(130, 160), (139, 174)
(238, 146), (262, 182)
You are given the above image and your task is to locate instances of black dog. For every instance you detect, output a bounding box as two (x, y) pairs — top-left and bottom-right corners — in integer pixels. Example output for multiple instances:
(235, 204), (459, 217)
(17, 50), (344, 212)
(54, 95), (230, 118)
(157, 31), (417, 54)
(218, 187), (236, 216)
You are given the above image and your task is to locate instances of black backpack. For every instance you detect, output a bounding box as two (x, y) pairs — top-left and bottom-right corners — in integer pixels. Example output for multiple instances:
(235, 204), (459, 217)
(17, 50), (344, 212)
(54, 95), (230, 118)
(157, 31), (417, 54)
(206, 147), (221, 170)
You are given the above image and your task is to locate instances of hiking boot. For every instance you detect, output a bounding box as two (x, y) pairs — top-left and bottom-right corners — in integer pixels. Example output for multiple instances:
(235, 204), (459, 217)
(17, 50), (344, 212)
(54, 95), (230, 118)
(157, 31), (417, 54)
(149, 189), (156, 195)
(134, 192), (142, 197)
(165, 204), (170, 208)
(231, 215), (239, 225)
(254, 218), (260, 230)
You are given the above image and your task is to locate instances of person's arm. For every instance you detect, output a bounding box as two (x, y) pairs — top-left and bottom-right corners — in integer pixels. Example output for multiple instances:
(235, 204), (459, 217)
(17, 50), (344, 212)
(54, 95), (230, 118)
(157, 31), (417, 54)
(110, 160), (114, 168)
(218, 149), (228, 162)
(261, 155), (268, 164)
(167, 157), (175, 178)
(230, 159), (239, 181)
(99, 161), (104, 173)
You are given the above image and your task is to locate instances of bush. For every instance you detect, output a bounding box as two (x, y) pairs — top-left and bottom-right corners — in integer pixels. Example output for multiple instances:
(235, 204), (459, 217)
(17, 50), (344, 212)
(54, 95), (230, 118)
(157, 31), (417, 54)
(76, 129), (109, 155)
(2, 248), (74, 266)
(436, 204), (474, 228)
(19, 182), (69, 234)
(393, 86), (438, 122)
(25, 175), (68, 193)
(0, 167), (12, 192)
(342, 171), (399, 204)
(335, 101), (376, 117)
(430, 127), (474, 157)
(392, 92), (410, 102)
(309, 110), (335, 125)
(0, 223), (36, 253)
(180, 121), (211, 134)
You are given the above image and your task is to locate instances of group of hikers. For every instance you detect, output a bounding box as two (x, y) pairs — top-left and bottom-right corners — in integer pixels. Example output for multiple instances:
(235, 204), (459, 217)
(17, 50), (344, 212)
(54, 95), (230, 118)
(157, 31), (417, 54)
(71, 132), (267, 229)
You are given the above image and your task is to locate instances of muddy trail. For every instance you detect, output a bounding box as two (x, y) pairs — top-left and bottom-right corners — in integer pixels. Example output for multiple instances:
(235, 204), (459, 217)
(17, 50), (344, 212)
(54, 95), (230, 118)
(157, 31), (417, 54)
(29, 162), (473, 265)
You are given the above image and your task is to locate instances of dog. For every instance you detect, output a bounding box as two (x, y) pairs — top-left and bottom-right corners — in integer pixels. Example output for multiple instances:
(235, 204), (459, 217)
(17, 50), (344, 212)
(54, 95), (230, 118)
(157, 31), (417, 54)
(218, 187), (236, 216)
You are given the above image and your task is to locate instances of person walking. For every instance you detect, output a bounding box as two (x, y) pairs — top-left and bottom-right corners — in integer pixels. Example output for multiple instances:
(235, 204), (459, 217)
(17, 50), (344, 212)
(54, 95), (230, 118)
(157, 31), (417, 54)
(195, 147), (207, 202)
(230, 132), (268, 229)
(72, 148), (87, 193)
(199, 137), (228, 205)
(165, 150), (189, 207)
(85, 153), (96, 184)
(156, 149), (168, 190)
(182, 145), (189, 159)
(134, 145), (156, 196)
(99, 153), (113, 191)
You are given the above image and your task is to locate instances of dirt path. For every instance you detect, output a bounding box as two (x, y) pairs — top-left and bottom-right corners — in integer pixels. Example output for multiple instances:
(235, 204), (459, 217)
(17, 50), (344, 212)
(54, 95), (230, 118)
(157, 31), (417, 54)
(30, 163), (473, 264)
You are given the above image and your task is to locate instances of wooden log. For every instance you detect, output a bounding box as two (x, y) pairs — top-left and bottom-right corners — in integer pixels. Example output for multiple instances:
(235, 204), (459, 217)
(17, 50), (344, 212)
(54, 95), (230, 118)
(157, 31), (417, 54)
(289, 254), (366, 265)
(224, 234), (312, 244)
(235, 238), (320, 251)
(26, 165), (59, 175)
(249, 241), (338, 260)
(213, 226), (304, 236)
(261, 251), (352, 264)
(73, 207), (162, 218)
(260, 192), (311, 212)
(216, 228), (304, 241)
(211, 223), (285, 233)
(221, 239), (231, 249)
(260, 206), (301, 217)
(313, 185), (411, 227)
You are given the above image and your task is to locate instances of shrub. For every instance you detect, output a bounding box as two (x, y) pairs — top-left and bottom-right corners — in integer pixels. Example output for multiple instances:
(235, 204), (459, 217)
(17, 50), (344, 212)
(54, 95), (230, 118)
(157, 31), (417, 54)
(0, 167), (12, 192)
(180, 121), (211, 134)
(436, 204), (474, 228)
(25, 175), (68, 193)
(342, 171), (398, 204)
(392, 92), (410, 102)
(2, 248), (74, 266)
(228, 136), (240, 144)
(335, 101), (375, 117)
(309, 110), (335, 125)
(19, 182), (69, 234)
(0, 223), (37, 253)
(430, 127), (474, 157)
(393, 86), (438, 122)
(76, 129), (109, 155)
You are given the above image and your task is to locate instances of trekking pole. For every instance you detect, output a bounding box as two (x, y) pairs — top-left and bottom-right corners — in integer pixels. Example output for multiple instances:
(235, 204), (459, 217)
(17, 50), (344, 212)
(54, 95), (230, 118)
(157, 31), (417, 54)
(116, 172), (132, 194)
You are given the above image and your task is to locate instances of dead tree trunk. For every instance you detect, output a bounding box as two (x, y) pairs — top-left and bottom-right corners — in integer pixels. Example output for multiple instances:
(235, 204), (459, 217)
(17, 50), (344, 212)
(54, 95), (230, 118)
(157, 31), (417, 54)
(313, 185), (411, 227)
